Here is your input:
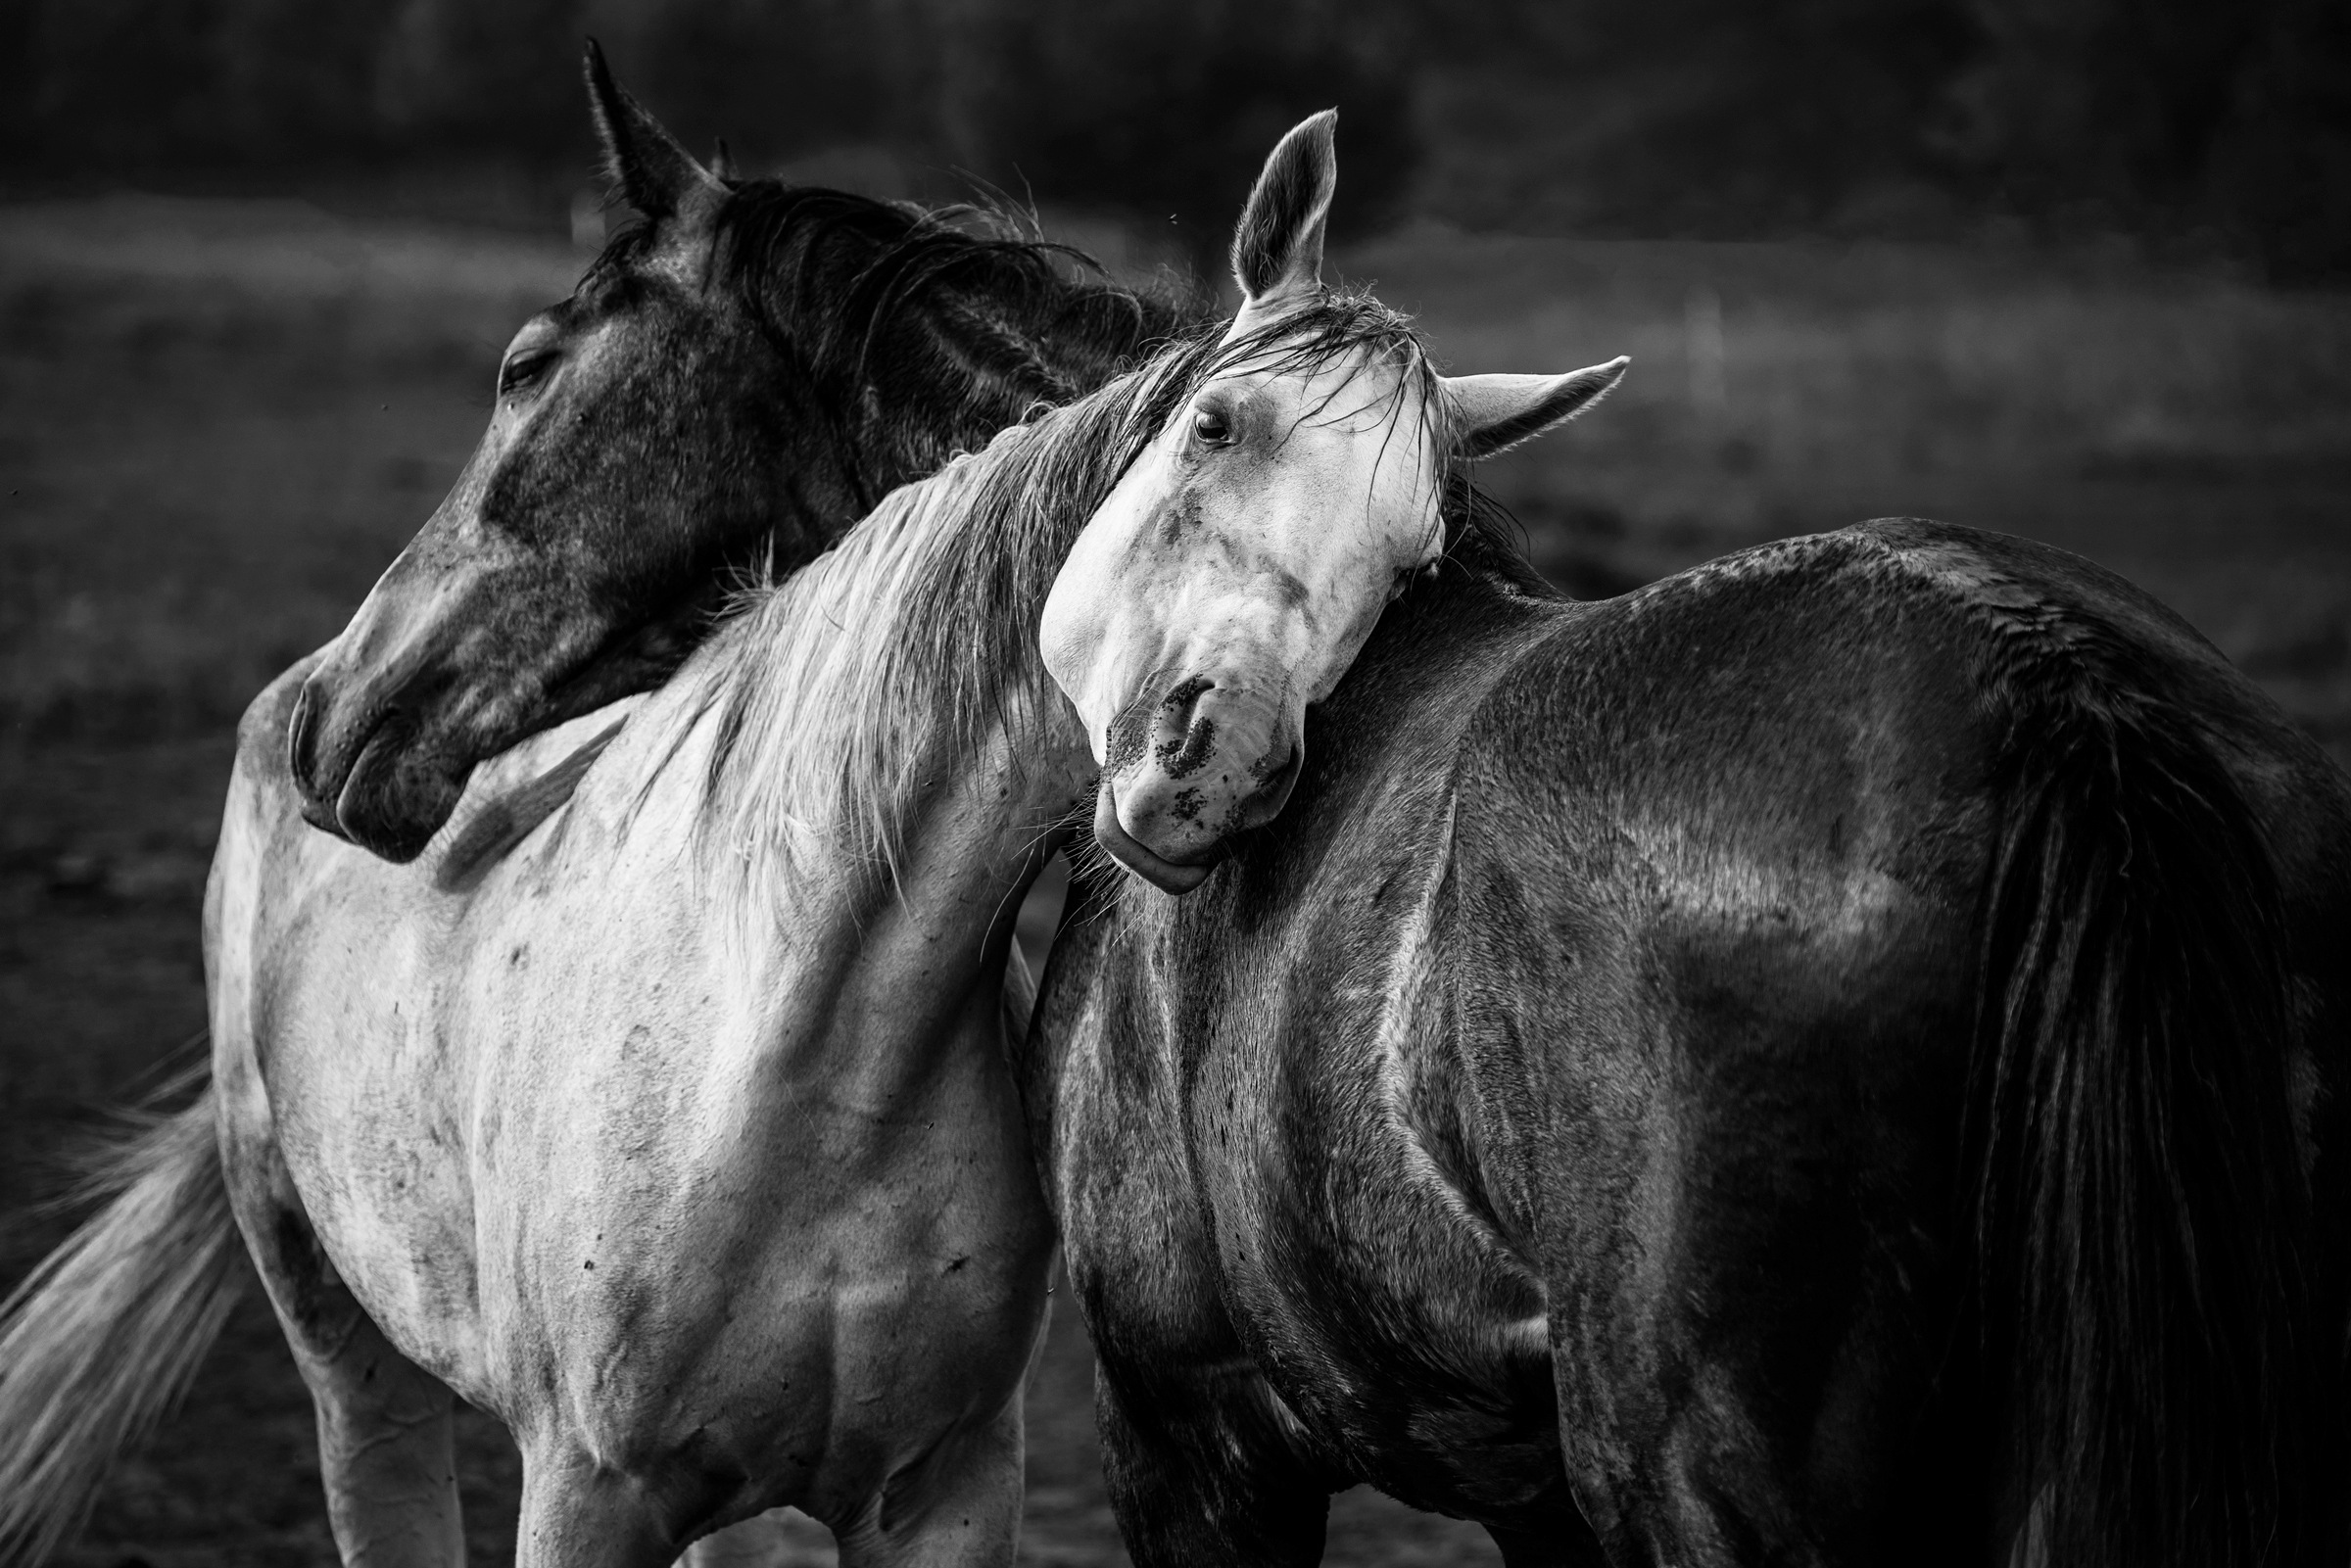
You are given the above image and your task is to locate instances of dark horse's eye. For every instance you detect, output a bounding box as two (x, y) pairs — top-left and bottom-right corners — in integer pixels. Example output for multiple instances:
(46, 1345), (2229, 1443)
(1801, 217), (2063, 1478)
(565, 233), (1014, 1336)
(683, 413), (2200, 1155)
(1191, 406), (1231, 446)
(499, 349), (558, 397)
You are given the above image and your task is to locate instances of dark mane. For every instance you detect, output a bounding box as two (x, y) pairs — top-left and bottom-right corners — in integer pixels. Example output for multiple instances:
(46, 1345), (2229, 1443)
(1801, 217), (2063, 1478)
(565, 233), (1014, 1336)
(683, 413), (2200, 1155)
(694, 183), (1199, 512)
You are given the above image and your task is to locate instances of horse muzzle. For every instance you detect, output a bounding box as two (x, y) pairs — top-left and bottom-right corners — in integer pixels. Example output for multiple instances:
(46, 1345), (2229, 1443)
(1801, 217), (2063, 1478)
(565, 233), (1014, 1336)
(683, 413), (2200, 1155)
(1094, 676), (1301, 893)
(287, 659), (468, 863)
(287, 563), (486, 863)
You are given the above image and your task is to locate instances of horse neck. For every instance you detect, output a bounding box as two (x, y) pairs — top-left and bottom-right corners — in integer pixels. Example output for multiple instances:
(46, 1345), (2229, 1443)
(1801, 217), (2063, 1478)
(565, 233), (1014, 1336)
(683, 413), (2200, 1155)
(849, 693), (1087, 952)
(720, 684), (1088, 1095)
(668, 451), (1098, 954)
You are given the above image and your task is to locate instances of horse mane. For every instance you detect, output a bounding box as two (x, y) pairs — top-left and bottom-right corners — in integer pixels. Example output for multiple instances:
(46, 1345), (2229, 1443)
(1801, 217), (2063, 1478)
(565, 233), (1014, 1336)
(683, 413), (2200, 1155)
(655, 288), (1528, 910)
(723, 187), (1176, 380)
(608, 181), (1203, 514)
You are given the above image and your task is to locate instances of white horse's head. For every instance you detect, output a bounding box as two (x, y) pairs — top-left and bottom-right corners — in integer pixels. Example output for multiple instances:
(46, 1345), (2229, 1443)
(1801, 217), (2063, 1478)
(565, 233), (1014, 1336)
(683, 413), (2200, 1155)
(1038, 112), (1626, 892)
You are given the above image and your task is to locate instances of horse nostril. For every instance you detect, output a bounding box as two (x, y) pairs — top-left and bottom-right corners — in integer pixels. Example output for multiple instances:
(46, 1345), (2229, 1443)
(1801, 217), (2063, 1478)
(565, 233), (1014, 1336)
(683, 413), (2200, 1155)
(1154, 677), (1217, 778)
(1159, 676), (1213, 729)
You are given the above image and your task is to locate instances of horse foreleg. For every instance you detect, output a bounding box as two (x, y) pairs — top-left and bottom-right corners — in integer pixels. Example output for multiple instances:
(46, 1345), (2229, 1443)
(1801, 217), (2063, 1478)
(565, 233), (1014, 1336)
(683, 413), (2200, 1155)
(300, 1303), (467, 1567)
(513, 1445), (679, 1568)
(675, 1509), (830, 1566)
(830, 1402), (1025, 1568)
(216, 1082), (465, 1566)
(1094, 1365), (1331, 1568)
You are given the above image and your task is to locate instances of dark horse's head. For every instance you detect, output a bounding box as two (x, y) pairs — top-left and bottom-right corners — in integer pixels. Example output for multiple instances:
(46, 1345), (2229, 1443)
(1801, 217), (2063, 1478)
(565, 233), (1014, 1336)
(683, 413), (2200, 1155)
(290, 44), (1191, 860)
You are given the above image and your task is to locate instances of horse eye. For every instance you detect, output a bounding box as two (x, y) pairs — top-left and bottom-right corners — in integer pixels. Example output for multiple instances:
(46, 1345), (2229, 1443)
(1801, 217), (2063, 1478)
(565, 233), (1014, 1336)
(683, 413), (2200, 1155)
(500, 349), (558, 396)
(1191, 407), (1231, 446)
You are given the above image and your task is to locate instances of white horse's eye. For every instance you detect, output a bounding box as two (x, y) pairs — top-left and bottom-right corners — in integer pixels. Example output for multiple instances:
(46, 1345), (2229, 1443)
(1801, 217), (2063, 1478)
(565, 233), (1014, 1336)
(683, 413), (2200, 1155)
(1191, 407), (1231, 446)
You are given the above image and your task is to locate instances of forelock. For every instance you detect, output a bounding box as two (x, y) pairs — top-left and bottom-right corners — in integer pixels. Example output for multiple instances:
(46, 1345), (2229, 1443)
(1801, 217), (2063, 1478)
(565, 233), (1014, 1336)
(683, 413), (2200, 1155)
(1206, 290), (1433, 432)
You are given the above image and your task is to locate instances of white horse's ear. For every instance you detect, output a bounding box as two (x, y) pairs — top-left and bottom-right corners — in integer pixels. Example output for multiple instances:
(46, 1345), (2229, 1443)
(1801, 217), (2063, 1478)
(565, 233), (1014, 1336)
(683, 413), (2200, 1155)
(708, 138), (738, 183)
(1445, 357), (1630, 458)
(1229, 111), (1337, 325)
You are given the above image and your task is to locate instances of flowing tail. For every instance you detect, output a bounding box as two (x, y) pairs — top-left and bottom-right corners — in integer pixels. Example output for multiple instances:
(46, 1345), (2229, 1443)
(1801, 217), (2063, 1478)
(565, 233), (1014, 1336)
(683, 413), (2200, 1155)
(1971, 692), (2331, 1567)
(0, 1074), (244, 1567)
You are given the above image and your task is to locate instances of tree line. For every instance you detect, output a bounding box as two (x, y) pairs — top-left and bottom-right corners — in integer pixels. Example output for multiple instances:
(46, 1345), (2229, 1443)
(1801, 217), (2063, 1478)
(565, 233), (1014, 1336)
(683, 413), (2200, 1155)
(2, 0), (2343, 278)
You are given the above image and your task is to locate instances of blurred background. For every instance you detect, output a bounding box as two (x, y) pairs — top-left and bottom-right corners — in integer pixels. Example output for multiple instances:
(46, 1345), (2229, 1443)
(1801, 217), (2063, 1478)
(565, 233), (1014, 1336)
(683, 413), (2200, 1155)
(2, 2), (2348, 1563)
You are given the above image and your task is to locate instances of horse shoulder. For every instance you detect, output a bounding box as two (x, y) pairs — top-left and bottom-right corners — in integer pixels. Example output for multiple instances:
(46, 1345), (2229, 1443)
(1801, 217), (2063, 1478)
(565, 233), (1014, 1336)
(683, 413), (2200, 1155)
(208, 662), (490, 1367)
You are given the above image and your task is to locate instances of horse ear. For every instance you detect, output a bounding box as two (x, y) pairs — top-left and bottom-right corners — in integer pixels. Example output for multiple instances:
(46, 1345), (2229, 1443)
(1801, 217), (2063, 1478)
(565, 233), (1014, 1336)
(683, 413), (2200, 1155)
(1444, 357), (1630, 458)
(1229, 110), (1337, 321)
(582, 39), (721, 221)
(708, 138), (738, 183)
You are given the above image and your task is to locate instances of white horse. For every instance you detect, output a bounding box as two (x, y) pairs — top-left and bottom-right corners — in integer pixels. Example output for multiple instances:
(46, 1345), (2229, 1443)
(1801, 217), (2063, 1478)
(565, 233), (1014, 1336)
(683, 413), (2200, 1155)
(1, 45), (1165, 1567)
(0, 459), (1065, 1567)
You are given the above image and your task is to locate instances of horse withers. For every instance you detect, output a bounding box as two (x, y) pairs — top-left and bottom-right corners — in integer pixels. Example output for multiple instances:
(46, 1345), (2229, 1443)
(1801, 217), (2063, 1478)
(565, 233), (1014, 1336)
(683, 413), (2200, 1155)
(1032, 115), (2351, 1565)
(0, 51), (1192, 1568)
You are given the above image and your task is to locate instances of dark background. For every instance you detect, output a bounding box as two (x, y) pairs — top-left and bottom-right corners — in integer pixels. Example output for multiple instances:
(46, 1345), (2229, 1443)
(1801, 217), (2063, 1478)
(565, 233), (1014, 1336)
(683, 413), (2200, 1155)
(2, 2), (2348, 1563)
(5, 0), (2350, 277)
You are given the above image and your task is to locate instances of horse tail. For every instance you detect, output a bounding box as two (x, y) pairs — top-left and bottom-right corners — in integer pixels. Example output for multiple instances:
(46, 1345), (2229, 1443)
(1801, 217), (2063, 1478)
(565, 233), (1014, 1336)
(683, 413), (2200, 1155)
(0, 1073), (244, 1567)
(1970, 691), (2325, 1567)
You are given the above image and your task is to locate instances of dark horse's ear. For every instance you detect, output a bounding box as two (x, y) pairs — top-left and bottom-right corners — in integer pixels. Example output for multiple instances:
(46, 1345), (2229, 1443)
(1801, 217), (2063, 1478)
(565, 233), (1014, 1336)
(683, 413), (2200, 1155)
(708, 139), (738, 183)
(582, 39), (722, 222)
(1229, 110), (1336, 328)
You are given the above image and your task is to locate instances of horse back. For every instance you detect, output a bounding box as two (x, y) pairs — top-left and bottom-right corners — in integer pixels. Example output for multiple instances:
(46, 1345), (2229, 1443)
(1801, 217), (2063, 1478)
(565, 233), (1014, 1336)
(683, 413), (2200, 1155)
(1464, 519), (2351, 1172)
(1446, 518), (2351, 1559)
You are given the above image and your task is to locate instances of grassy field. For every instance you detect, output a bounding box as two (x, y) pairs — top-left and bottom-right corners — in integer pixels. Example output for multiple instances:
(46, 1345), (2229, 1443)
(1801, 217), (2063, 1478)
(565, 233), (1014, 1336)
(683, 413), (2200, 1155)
(1, 193), (2346, 1566)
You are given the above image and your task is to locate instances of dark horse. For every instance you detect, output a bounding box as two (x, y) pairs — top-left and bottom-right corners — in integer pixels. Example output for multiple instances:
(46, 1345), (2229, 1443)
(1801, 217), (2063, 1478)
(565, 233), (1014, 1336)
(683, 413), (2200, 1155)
(1030, 117), (2351, 1567)
(285, 42), (1192, 862)
(0, 50), (1191, 1568)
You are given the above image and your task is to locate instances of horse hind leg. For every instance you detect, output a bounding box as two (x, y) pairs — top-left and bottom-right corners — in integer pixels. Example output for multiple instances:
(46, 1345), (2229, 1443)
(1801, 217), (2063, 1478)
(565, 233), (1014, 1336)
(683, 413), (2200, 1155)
(1556, 1223), (1965, 1568)
(217, 1080), (465, 1565)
